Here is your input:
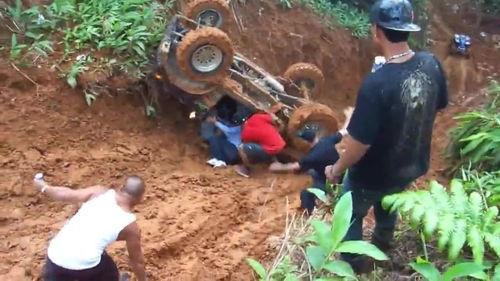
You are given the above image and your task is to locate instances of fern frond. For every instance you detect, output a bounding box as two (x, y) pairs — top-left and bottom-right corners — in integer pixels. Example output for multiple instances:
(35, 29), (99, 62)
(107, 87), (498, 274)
(448, 218), (467, 260)
(483, 206), (499, 229)
(484, 233), (500, 258)
(450, 180), (468, 214)
(410, 204), (426, 227)
(469, 192), (484, 221)
(423, 209), (439, 238)
(437, 213), (456, 251)
(430, 181), (451, 212)
(467, 224), (485, 264)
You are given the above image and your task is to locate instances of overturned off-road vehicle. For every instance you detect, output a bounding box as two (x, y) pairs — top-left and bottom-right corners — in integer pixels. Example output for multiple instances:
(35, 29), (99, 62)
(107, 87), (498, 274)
(150, 0), (339, 151)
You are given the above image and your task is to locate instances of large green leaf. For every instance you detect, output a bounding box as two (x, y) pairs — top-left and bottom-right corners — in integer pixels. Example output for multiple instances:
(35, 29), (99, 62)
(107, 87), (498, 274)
(323, 260), (357, 280)
(330, 192), (353, 249)
(409, 262), (441, 281)
(307, 188), (328, 203)
(306, 246), (326, 271)
(442, 262), (484, 281)
(245, 258), (267, 280)
(310, 220), (334, 252)
(336, 241), (388, 261)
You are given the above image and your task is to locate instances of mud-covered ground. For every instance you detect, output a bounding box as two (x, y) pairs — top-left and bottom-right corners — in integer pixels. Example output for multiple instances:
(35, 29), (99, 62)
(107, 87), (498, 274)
(1, 1), (499, 280)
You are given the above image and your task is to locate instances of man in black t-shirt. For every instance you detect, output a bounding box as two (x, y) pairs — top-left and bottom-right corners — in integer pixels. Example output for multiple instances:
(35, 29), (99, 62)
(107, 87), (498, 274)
(325, 0), (448, 272)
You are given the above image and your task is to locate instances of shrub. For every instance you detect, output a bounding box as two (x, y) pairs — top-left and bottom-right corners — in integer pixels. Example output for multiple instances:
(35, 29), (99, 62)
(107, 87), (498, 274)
(382, 180), (500, 264)
(446, 81), (500, 173)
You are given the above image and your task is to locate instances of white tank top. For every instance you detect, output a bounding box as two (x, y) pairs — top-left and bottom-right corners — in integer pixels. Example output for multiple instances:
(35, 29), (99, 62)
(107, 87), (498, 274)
(48, 190), (136, 270)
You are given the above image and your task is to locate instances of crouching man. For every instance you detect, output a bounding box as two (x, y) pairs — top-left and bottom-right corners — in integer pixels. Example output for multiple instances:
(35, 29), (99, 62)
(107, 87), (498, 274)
(35, 175), (148, 281)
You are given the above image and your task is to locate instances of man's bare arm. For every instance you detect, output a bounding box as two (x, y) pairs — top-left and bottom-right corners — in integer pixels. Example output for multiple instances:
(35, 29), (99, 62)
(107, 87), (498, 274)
(34, 180), (108, 204)
(119, 223), (147, 281)
(325, 135), (369, 182)
(269, 162), (301, 173)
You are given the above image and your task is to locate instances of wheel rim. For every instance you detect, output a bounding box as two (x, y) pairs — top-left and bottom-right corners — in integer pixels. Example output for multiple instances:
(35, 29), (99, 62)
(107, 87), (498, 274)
(196, 9), (222, 27)
(191, 44), (223, 73)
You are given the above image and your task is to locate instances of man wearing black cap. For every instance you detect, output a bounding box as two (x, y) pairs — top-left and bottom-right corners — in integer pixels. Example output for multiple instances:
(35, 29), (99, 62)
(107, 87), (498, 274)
(325, 0), (448, 272)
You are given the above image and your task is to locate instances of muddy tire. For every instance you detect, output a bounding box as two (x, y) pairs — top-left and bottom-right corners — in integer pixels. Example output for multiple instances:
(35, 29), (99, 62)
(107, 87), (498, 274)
(287, 103), (338, 151)
(283, 63), (325, 99)
(185, 0), (230, 30)
(177, 27), (234, 84)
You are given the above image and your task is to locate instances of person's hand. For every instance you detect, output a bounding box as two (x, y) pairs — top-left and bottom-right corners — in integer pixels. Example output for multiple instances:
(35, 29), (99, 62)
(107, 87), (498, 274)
(269, 162), (283, 172)
(325, 165), (341, 184)
(33, 178), (49, 192)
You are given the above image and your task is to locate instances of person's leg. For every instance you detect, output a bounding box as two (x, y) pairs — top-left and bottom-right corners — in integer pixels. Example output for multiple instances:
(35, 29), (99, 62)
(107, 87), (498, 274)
(94, 252), (120, 281)
(372, 200), (398, 251)
(371, 184), (409, 251)
(340, 176), (375, 271)
(79, 252), (119, 281)
(221, 141), (240, 165)
(300, 170), (326, 214)
(43, 257), (70, 281)
(207, 135), (225, 162)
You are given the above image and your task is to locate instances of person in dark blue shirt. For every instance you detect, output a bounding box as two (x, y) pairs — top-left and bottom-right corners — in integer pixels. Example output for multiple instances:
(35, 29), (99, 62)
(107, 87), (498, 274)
(325, 0), (448, 273)
(269, 108), (352, 214)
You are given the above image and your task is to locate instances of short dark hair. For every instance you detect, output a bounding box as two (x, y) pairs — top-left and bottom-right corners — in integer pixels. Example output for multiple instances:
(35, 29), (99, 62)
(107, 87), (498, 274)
(379, 26), (410, 43)
(122, 175), (145, 199)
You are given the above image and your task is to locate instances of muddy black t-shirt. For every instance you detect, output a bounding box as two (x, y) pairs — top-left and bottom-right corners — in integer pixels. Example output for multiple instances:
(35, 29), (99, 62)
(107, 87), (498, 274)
(347, 52), (448, 189)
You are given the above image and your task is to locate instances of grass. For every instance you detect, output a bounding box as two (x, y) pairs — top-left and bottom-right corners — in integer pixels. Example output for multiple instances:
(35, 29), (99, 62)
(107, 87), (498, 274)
(297, 0), (371, 38)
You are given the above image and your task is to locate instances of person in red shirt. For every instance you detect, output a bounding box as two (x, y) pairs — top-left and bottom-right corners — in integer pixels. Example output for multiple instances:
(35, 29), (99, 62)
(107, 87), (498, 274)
(236, 104), (286, 177)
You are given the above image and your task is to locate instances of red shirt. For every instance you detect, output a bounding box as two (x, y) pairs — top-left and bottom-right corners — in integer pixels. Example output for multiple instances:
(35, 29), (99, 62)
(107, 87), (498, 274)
(241, 113), (286, 155)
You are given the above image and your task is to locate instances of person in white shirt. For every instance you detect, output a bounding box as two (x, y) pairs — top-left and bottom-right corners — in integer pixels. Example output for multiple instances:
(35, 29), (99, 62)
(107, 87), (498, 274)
(35, 175), (147, 281)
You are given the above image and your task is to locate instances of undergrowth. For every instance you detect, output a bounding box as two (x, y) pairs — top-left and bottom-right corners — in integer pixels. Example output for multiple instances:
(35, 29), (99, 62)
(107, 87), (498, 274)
(247, 192), (387, 281)
(383, 180), (500, 265)
(3, 0), (173, 114)
(446, 81), (500, 173)
(297, 0), (371, 38)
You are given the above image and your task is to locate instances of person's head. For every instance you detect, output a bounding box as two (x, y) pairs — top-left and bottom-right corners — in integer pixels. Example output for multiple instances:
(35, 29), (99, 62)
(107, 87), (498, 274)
(120, 175), (145, 206)
(369, 0), (420, 51)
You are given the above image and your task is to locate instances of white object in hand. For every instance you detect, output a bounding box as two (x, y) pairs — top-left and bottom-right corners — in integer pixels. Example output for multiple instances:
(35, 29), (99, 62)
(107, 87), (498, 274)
(34, 173), (48, 192)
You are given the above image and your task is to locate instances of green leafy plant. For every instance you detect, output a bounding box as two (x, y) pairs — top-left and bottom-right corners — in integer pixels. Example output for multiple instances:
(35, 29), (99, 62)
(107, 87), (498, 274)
(446, 81), (500, 173)
(247, 192), (388, 281)
(461, 168), (500, 207)
(246, 256), (299, 281)
(65, 59), (87, 88)
(299, 0), (370, 38)
(26, 32), (53, 57)
(279, 0), (294, 9)
(60, 0), (170, 76)
(410, 258), (485, 281)
(383, 180), (500, 264)
(10, 34), (28, 59)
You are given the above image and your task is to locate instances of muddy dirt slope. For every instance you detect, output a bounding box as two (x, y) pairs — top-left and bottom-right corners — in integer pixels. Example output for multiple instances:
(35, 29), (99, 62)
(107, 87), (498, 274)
(1, 1), (500, 280)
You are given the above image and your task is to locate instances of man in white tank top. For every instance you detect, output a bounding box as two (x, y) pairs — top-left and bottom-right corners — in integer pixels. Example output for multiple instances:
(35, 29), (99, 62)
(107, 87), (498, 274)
(34, 175), (148, 281)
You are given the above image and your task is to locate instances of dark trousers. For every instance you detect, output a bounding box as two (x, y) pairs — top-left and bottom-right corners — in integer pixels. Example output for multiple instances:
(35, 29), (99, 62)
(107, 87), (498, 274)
(300, 170), (326, 213)
(208, 135), (240, 164)
(200, 121), (216, 143)
(44, 252), (119, 281)
(340, 176), (408, 266)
